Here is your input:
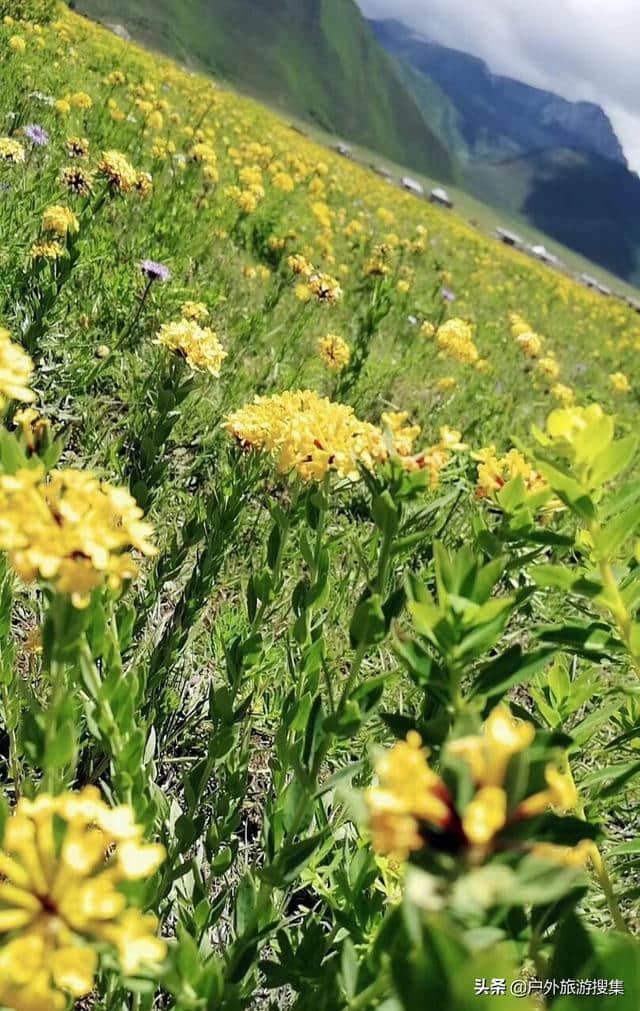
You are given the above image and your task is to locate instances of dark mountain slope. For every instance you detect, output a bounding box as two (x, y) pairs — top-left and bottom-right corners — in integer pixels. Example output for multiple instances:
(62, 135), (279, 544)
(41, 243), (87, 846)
(466, 148), (640, 282)
(370, 18), (626, 166)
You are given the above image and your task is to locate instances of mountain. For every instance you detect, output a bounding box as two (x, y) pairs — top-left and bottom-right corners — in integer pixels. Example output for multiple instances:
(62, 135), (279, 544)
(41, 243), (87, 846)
(74, 0), (454, 181)
(371, 18), (640, 282)
(467, 148), (640, 282)
(370, 18), (626, 167)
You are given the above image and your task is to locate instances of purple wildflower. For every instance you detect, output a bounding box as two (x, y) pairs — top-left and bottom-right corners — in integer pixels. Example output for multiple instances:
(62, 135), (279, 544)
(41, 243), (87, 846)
(441, 287), (456, 302)
(23, 124), (49, 147)
(140, 259), (171, 283)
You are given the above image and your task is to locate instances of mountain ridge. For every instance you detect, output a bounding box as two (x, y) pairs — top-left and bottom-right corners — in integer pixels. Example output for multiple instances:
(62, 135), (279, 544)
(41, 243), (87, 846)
(369, 18), (627, 167)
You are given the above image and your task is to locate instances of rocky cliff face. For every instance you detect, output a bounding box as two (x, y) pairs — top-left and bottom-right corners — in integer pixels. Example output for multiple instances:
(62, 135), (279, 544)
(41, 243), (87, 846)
(370, 19), (627, 166)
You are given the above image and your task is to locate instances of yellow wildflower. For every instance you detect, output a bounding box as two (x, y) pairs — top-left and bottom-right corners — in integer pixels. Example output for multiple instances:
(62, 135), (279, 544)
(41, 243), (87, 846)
(97, 150), (138, 194)
(65, 136), (89, 158)
(447, 704), (535, 787)
(61, 165), (93, 197)
(0, 468), (156, 607)
(69, 91), (92, 109)
(516, 331), (543, 358)
(154, 319), (227, 376)
(317, 334), (351, 372)
(225, 389), (388, 482)
(420, 321), (435, 339)
(42, 205), (79, 237)
(366, 731), (452, 857)
(0, 787), (165, 1010)
(462, 786), (507, 845)
(436, 318), (479, 364)
(181, 301), (209, 322)
(610, 371), (630, 394)
(30, 241), (66, 261)
(0, 138), (25, 164)
(0, 331), (35, 408)
(551, 382), (575, 405)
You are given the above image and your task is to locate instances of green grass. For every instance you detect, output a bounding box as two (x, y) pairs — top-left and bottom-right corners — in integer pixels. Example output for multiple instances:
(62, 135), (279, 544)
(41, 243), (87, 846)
(0, 8), (639, 1009)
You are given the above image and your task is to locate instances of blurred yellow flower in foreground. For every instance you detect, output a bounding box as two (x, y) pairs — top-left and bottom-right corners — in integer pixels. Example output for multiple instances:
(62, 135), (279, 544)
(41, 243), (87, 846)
(0, 787), (165, 1011)
(367, 704), (586, 859)
(0, 330), (35, 409)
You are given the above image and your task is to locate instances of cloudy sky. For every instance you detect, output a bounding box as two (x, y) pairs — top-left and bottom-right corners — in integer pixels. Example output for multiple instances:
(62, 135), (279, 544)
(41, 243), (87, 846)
(358, 0), (639, 172)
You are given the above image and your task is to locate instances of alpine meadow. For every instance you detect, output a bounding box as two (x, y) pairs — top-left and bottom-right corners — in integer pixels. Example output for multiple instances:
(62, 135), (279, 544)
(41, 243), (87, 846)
(1, 4), (640, 1011)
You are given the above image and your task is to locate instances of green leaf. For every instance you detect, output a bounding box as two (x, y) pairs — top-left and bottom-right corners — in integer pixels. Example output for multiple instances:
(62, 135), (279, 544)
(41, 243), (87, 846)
(372, 490), (399, 538)
(591, 434), (637, 487)
(596, 502), (640, 558)
(349, 593), (387, 648)
(609, 838), (640, 856)
(471, 646), (554, 701)
(535, 460), (595, 521)
(351, 675), (387, 714)
(537, 622), (624, 660)
(265, 831), (326, 885)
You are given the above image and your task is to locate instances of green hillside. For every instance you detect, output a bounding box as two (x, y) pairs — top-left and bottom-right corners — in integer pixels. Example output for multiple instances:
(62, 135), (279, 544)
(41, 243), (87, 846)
(74, 0), (454, 181)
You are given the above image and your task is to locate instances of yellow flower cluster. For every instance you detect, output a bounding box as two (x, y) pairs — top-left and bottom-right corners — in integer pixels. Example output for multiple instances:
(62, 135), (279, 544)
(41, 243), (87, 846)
(97, 149), (139, 193)
(42, 205), (79, 237)
(13, 407), (50, 453)
(0, 138), (25, 164)
(0, 467), (156, 607)
(60, 164), (93, 196)
(367, 705), (584, 859)
(0, 787), (166, 1011)
(610, 371), (630, 394)
(474, 446), (546, 498)
(30, 240), (66, 261)
(317, 334), (351, 372)
(66, 135), (89, 158)
(420, 321), (435, 339)
(0, 330), (35, 409)
(436, 318), (479, 364)
(515, 331), (543, 358)
(181, 300), (209, 322)
(155, 318), (227, 376)
(551, 382), (575, 405)
(509, 312), (531, 337)
(367, 730), (452, 855)
(380, 414), (465, 484)
(226, 392), (465, 485)
(537, 353), (560, 379)
(226, 389), (389, 481)
(295, 270), (344, 305)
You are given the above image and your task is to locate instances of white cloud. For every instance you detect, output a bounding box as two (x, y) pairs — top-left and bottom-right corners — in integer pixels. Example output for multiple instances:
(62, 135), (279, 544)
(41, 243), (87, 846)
(358, 0), (640, 170)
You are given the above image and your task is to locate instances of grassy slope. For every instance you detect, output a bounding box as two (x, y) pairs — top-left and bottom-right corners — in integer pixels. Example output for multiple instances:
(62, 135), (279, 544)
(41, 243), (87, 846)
(74, 0), (454, 181)
(74, 0), (639, 293)
(281, 110), (640, 299)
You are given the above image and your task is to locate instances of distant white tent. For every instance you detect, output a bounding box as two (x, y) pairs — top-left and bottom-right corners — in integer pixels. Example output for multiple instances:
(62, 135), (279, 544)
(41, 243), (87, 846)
(400, 176), (424, 197)
(530, 244), (559, 266)
(495, 227), (523, 247)
(429, 187), (453, 209)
